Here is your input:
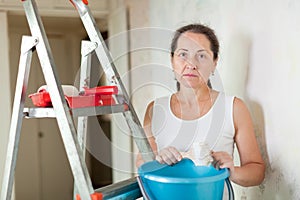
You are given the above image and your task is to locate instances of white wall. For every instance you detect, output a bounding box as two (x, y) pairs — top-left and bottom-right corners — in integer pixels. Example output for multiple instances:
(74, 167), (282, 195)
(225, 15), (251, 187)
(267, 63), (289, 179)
(140, 0), (300, 199)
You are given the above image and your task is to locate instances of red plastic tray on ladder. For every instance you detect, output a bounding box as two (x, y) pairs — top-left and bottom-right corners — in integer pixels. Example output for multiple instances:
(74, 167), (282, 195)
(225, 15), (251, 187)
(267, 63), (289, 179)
(29, 86), (118, 108)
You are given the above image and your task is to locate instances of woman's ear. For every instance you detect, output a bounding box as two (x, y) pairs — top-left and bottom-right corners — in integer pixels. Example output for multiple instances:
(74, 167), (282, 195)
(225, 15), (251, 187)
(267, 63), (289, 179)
(170, 55), (175, 69)
(212, 57), (218, 72)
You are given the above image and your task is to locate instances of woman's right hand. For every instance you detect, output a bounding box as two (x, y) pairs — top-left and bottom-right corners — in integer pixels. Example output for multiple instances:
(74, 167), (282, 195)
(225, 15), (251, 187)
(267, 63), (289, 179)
(155, 146), (182, 165)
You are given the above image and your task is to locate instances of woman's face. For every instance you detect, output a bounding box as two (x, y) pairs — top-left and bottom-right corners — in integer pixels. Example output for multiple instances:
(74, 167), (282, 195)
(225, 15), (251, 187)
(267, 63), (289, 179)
(172, 32), (217, 89)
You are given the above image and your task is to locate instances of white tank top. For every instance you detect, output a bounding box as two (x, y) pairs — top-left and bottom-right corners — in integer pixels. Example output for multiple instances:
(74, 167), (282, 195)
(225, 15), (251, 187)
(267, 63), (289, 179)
(152, 92), (235, 156)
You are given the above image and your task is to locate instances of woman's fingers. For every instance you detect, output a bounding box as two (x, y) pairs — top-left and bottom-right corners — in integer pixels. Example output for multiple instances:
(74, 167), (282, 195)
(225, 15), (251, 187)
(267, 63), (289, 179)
(156, 146), (182, 165)
(211, 151), (234, 170)
(168, 146), (182, 161)
(155, 154), (163, 163)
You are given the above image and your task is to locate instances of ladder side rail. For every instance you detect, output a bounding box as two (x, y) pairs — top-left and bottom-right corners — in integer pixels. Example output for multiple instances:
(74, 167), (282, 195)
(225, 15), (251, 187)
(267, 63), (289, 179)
(0, 36), (37, 200)
(70, 0), (155, 162)
(73, 40), (95, 200)
(22, 1), (93, 199)
(77, 40), (96, 153)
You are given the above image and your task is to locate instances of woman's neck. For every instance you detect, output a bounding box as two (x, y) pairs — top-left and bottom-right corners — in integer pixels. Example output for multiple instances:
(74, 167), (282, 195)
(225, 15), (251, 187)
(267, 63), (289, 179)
(171, 86), (217, 120)
(176, 86), (212, 105)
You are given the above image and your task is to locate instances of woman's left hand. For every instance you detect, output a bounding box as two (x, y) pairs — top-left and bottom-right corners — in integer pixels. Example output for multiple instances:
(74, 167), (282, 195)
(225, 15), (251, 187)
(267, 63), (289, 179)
(211, 151), (235, 173)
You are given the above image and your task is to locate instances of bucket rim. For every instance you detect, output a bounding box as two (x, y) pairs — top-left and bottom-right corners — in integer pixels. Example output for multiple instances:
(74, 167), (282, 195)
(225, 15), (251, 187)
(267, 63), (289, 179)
(142, 168), (229, 184)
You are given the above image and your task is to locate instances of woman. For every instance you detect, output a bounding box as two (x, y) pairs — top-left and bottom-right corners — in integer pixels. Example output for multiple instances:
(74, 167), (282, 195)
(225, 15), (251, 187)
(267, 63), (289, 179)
(136, 23), (265, 187)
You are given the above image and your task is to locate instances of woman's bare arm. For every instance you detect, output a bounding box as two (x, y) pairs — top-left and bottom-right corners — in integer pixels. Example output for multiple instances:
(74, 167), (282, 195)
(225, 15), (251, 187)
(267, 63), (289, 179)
(230, 97), (265, 186)
(136, 101), (158, 168)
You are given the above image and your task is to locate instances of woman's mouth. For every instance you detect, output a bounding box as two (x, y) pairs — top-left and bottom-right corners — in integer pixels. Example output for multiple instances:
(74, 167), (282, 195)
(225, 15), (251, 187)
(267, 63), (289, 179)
(183, 73), (198, 77)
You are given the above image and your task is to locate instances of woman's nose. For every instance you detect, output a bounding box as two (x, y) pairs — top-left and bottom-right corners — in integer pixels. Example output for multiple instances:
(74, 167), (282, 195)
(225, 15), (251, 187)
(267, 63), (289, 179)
(186, 59), (197, 70)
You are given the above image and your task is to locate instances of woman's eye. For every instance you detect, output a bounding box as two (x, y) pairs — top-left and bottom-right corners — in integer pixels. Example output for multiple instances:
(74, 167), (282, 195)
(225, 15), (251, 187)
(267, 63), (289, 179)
(198, 53), (206, 59)
(178, 52), (187, 58)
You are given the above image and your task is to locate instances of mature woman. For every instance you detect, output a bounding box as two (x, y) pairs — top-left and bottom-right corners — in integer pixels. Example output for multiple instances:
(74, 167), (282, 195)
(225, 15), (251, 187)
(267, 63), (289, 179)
(136, 23), (265, 187)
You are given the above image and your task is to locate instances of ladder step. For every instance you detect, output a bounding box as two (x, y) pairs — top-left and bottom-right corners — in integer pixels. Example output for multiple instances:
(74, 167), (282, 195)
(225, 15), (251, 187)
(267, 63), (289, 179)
(95, 177), (142, 199)
(23, 104), (128, 118)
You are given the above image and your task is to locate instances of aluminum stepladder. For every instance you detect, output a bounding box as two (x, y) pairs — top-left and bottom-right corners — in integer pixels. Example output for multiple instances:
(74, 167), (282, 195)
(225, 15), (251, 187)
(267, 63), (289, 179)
(69, 2), (157, 199)
(70, 0), (157, 198)
(1, 0), (155, 200)
(69, 0), (155, 163)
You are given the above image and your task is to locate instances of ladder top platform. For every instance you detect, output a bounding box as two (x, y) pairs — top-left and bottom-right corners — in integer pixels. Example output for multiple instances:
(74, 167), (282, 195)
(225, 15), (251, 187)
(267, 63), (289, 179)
(23, 104), (128, 118)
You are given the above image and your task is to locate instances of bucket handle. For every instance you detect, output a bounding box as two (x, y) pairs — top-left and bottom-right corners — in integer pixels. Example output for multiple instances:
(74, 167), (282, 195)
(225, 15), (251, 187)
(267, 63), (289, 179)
(137, 176), (153, 200)
(225, 178), (235, 200)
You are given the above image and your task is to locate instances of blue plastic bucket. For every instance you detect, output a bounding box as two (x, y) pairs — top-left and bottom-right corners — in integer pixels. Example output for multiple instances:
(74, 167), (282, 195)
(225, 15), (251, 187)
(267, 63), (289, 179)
(138, 158), (231, 200)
